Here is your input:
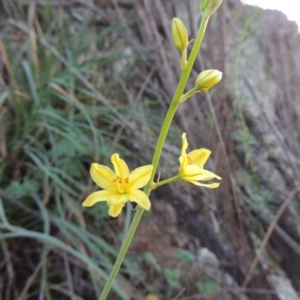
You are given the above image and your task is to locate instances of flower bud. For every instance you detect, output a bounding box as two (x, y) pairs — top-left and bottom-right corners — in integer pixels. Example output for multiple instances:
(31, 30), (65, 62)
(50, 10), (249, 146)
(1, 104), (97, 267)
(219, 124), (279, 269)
(195, 69), (222, 92)
(171, 18), (188, 52)
(200, 0), (210, 12)
(200, 0), (223, 18)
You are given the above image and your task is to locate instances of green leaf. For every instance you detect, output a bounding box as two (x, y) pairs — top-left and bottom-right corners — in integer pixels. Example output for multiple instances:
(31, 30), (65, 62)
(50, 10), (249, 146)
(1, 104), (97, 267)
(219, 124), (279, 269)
(5, 176), (39, 198)
(196, 281), (219, 294)
(176, 249), (195, 264)
(143, 252), (161, 271)
(163, 268), (181, 280)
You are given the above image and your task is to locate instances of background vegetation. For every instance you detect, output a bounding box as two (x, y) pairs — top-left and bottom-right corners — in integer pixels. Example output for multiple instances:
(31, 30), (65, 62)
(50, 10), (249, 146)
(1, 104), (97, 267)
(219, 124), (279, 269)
(1, 0), (300, 299)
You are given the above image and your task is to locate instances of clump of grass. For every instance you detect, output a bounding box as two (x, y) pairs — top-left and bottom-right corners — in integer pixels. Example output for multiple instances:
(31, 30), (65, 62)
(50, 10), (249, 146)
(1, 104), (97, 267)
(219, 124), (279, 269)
(0, 2), (163, 299)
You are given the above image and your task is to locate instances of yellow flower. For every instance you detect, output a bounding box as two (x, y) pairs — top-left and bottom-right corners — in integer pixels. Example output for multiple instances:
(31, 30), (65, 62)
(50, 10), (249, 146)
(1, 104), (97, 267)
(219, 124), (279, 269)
(146, 294), (160, 300)
(179, 133), (221, 188)
(82, 154), (153, 217)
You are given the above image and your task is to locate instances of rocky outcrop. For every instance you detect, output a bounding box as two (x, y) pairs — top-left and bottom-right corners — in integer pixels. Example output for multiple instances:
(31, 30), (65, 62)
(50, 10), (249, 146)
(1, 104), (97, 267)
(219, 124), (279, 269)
(121, 0), (300, 298)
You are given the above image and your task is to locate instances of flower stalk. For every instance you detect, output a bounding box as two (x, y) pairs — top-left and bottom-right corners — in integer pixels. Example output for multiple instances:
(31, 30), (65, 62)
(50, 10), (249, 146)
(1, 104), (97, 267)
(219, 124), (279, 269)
(97, 14), (211, 300)
(180, 86), (199, 103)
(153, 175), (180, 188)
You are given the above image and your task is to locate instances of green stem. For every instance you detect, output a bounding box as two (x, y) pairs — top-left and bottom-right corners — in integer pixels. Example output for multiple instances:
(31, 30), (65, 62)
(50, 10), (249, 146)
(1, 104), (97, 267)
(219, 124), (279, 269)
(180, 86), (199, 103)
(155, 175), (180, 188)
(99, 208), (144, 300)
(145, 15), (209, 191)
(98, 15), (209, 300)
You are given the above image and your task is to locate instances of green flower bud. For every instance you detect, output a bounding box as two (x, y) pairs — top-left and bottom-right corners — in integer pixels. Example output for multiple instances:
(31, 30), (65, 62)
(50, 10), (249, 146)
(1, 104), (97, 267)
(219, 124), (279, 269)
(200, 0), (210, 12)
(171, 17), (188, 52)
(195, 69), (222, 92)
(200, 0), (223, 18)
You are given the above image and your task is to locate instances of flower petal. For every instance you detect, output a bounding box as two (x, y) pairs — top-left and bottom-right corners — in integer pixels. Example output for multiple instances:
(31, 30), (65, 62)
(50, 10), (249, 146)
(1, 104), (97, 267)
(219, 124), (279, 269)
(181, 133), (188, 157)
(180, 164), (203, 177)
(179, 133), (189, 172)
(90, 163), (117, 191)
(107, 195), (128, 217)
(128, 165), (153, 189)
(188, 148), (211, 167)
(187, 180), (220, 189)
(127, 189), (151, 210)
(184, 165), (221, 181)
(108, 202), (126, 217)
(111, 153), (130, 178)
(82, 190), (116, 207)
(179, 156), (183, 169)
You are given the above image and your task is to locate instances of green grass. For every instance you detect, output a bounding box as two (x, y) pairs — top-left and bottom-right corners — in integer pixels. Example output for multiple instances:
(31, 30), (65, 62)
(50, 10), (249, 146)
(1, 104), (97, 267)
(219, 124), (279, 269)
(0, 2), (164, 299)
